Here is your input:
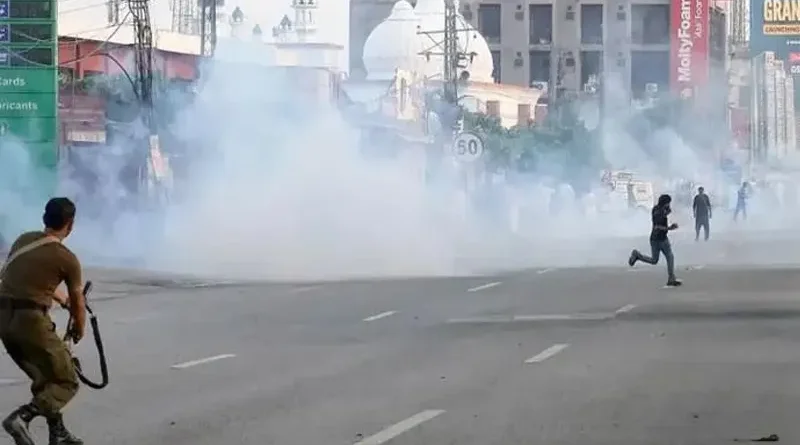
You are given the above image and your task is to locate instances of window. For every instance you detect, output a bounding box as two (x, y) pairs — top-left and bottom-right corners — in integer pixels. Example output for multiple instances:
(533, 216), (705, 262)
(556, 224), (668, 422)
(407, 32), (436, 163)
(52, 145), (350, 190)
(631, 50), (669, 98)
(491, 50), (501, 83)
(529, 5), (552, 44)
(529, 50), (551, 85)
(709, 7), (726, 62)
(581, 5), (603, 44)
(580, 51), (602, 90)
(107, 0), (121, 25)
(631, 5), (669, 45)
(83, 70), (104, 79)
(478, 4), (501, 43)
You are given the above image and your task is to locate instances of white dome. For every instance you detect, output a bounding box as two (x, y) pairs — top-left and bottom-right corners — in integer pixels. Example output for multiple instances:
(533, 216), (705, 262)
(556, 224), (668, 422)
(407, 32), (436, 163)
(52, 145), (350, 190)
(362, 0), (424, 81)
(415, 0), (494, 83)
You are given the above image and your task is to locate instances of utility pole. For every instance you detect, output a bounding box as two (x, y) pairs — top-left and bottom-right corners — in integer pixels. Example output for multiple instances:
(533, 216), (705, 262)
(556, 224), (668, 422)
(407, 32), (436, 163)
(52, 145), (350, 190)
(126, 0), (156, 201)
(417, 0), (474, 137)
(442, 0), (459, 125)
(417, 0), (483, 191)
(200, 0), (218, 57)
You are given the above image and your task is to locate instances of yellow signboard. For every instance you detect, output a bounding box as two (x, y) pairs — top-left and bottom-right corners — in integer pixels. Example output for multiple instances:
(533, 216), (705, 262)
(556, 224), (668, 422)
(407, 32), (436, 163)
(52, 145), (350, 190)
(762, 0), (800, 35)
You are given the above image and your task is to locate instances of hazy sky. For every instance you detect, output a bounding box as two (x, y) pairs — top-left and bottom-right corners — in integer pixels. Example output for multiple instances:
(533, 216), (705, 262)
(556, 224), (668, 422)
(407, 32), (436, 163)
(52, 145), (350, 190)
(59, 0), (349, 64)
(214, 0), (349, 49)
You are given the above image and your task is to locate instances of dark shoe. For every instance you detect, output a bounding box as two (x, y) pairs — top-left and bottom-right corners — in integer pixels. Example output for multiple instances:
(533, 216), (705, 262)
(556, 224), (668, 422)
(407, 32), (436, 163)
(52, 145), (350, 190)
(666, 279), (683, 287)
(2, 405), (39, 445)
(628, 250), (638, 267)
(48, 414), (83, 445)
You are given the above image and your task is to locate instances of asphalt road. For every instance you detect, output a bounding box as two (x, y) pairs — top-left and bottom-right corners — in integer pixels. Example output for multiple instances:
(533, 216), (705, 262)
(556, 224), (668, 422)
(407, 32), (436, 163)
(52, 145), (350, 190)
(2, 236), (800, 445)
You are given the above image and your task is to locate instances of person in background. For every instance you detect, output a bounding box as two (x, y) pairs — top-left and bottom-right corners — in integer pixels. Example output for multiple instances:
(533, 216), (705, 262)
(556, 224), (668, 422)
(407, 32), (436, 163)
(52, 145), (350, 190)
(734, 182), (749, 222)
(692, 186), (712, 241)
(626, 182), (637, 210)
(628, 194), (682, 287)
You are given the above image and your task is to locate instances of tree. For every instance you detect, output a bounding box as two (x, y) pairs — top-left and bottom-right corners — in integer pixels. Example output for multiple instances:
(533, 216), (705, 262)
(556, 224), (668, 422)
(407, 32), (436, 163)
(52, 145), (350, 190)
(461, 100), (603, 190)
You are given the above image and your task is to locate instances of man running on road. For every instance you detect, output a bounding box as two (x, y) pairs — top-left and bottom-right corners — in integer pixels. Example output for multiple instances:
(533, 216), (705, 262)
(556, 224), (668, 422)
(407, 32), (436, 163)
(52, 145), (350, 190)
(628, 194), (682, 287)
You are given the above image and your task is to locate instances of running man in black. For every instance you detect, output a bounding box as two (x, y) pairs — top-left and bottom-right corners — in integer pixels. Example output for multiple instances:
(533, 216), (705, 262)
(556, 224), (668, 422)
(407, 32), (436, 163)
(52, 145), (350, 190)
(692, 186), (712, 241)
(628, 194), (682, 286)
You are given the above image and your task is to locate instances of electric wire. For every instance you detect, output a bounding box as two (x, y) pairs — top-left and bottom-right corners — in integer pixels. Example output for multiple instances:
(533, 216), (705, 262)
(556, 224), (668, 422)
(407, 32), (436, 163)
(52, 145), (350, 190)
(8, 11), (131, 67)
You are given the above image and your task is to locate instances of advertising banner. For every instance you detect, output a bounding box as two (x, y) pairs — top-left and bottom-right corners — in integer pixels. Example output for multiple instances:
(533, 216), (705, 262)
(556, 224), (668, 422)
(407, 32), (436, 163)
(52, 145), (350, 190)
(750, 0), (800, 57)
(790, 51), (800, 74)
(670, 0), (710, 100)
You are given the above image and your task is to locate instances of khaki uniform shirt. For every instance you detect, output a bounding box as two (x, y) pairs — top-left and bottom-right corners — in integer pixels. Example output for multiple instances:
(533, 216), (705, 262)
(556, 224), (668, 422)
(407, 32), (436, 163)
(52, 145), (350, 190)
(0, 231), (82, 308)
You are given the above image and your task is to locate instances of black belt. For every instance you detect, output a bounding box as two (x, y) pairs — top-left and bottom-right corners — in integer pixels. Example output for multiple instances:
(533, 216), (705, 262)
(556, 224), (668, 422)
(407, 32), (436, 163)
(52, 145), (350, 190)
(0, 298), (48, 313)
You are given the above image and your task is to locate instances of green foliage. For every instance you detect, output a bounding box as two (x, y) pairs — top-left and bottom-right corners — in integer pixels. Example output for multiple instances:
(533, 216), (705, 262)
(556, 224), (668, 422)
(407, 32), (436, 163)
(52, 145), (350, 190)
(461, 100), (603, 187)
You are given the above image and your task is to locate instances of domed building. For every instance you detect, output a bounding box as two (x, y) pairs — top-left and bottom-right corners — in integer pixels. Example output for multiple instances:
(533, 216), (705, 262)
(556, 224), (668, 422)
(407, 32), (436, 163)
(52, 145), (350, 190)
(361, 0), (424, 81)
(414, 0), (493, 83)
(343, 0), (541, 128)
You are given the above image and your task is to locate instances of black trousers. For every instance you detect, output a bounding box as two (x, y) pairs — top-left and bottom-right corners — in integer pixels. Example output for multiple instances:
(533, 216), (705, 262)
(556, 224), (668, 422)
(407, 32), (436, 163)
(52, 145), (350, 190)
(695, 217), (710, 241)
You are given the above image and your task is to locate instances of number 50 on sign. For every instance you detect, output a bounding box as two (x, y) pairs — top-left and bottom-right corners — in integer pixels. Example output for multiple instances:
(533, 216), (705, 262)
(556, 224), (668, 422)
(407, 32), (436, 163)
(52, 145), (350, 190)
(452, 131), (484, 162)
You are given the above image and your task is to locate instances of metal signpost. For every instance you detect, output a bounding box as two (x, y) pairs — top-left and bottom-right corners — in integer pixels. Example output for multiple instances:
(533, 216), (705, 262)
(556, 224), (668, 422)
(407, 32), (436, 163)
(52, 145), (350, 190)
(0, 0), (58, 192)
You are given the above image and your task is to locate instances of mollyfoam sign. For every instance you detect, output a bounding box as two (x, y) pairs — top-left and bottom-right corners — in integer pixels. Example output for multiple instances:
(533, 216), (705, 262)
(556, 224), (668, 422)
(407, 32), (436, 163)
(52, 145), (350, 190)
(670, 0), (709, 100)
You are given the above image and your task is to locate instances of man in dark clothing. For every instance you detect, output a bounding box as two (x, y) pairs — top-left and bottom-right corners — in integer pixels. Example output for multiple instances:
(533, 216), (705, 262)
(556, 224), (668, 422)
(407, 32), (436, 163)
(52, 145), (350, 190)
(734, 182), (748, 221)
(692, 186), (712, 241)
(628, 194), (682, 286)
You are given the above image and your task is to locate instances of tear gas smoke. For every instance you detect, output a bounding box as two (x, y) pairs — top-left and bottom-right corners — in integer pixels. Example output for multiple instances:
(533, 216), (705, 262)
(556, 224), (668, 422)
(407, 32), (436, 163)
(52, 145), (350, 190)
(3, 43), (800, 278)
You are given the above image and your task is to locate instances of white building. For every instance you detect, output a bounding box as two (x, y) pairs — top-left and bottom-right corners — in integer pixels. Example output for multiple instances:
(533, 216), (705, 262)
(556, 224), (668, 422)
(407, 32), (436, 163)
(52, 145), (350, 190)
(58, 0), (347, 72)
(346, 0), (541, 128)
(751, 52), (798, 162)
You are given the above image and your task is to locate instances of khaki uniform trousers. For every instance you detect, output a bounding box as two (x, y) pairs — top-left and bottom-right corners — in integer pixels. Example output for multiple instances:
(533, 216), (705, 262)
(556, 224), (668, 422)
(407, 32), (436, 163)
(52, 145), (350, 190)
(0, 305), (79, 416)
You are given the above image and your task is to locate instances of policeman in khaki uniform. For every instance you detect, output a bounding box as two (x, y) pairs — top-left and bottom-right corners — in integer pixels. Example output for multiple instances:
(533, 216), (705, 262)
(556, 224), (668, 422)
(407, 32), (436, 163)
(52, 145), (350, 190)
(0, 198), (86, 445)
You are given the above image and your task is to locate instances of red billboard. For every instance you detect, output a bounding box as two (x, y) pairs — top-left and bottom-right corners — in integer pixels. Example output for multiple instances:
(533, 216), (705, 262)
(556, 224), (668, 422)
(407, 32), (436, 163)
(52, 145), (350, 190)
(670, 0), (710, 100)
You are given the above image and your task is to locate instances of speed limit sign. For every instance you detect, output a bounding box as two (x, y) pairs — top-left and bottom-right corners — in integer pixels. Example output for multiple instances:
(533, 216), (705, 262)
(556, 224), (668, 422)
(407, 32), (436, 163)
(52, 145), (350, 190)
(452, 131), (484, 162)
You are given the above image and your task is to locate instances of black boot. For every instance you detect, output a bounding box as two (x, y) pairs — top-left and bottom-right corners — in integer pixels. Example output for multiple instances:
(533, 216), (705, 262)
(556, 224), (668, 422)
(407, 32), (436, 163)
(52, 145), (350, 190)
(2, 404), (39, 445)
(47, 414), (83, 445)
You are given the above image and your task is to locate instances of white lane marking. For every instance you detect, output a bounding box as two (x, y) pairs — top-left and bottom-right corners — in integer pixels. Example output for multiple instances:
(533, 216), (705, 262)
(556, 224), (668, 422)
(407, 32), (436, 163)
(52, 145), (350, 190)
(187, 280), (239, 288)
(289, 285), (323, 294)
(353, 410), (445, 445)
(171, 354), (236, 370)
(615, 304), (637, 315)
(689, 264), (705, 270)
(447, 313), (612, 323)
(447, 316), (513, 323)
(524, 343), (570, 364)
(467, 281), (502, 292)
(537, 268), (555, 274)
(363, 311), (397, 322)
(513, 313), (611, 321)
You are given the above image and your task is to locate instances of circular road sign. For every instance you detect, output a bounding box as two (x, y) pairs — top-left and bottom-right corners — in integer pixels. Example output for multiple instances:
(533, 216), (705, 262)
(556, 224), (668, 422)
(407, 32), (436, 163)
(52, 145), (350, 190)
(452, 131), (484, 162)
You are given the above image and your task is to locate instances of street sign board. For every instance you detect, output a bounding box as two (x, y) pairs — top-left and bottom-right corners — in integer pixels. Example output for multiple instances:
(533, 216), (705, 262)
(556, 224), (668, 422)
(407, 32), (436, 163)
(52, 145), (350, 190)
(452, 131), (484, 162)
(0, 0), (58, 194)
(0, 117), (56, 140)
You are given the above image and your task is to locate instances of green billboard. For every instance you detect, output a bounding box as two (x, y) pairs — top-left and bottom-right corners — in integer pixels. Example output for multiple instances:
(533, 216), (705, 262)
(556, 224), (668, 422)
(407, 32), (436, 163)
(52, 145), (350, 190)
(0, 0), (58, 196)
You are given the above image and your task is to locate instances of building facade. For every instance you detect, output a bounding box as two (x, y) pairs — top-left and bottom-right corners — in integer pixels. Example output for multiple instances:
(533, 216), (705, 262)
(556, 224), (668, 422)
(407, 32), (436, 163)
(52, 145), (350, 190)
(350, 0), (726, 103)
